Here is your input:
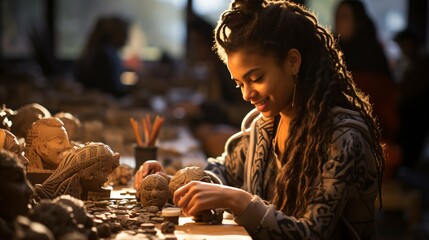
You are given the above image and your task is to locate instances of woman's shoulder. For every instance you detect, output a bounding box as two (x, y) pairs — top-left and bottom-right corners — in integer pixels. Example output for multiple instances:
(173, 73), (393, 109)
(330, 106), (372, 144)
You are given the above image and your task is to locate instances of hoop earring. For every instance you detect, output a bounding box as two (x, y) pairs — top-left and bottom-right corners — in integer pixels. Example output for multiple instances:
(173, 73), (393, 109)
(292, 75), (297, 108)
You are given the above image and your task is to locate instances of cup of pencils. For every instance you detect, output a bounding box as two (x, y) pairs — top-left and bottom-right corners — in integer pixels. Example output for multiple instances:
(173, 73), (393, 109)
(130, 114), (165, 173)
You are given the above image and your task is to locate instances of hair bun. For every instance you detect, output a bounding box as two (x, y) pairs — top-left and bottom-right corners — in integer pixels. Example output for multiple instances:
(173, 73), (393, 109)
(232, 0), (265, 12)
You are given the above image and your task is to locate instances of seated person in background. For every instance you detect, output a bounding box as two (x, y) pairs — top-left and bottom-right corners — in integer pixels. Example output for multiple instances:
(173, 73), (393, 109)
(75, 15), (131, 98)
(0, 150), (54, 240)
(334, 0), (401, 179)
(25, 117), (73, 171)
(135, 0), (385, 239)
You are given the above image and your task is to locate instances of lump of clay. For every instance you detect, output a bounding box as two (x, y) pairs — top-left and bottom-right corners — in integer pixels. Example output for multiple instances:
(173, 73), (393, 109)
(34, 142), (120, 200)
(136, 174), (169, 208)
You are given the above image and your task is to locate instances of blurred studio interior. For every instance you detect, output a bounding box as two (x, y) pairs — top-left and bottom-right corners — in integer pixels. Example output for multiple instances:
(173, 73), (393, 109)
(1, 0), (429, 238)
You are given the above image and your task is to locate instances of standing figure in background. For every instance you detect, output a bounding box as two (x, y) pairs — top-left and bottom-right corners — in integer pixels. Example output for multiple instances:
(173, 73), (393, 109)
(75, 15), (131, 98)
(334, 0), (401, 179)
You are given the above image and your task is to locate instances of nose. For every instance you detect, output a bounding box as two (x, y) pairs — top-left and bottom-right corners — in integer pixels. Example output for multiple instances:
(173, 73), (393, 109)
(242, 84), (256, 102)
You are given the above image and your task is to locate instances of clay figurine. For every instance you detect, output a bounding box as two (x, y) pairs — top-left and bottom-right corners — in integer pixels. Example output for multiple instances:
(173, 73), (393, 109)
(136, 174), (169, 208)
(25, 117), (73, 171)
(34, 142), (120, 200)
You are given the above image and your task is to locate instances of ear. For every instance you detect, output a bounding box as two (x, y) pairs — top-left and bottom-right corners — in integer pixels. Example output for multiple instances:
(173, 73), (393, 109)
(37, 143), (49, 157)
(286, 48), (301, 75)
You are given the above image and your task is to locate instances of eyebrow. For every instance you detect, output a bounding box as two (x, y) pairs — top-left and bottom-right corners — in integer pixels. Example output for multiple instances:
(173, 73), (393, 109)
(231, 68), (261, 81)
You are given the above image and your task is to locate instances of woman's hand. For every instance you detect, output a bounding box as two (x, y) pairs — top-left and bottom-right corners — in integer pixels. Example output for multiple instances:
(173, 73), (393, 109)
(173, 181), (253, 217)
(134, 160), (169, 189)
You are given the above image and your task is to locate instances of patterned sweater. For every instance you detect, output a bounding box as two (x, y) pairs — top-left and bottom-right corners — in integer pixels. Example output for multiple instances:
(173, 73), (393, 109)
(206, 107), (379, 239)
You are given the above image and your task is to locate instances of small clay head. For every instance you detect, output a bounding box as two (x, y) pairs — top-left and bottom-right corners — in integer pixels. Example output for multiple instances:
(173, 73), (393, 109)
(169, 166), (212, 195)
(0, 150), (34, 222)
(137, 174), (169, 208)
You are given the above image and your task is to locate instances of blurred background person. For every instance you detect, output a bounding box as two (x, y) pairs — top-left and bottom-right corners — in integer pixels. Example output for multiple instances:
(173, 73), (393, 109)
(74, 15), (131, 98)
(393, 28), (429, 169)
(334, 0), (401, 180)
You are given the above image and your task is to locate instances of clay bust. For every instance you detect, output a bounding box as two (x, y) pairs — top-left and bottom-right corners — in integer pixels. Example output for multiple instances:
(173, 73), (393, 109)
(25, 117), (73, 171)
(34, 142), (120, 200)
(9, 103), (52, 139)
(0, 150), (53, 240)
(168, 166), (212, 195)
(0, 129), (29, 167)
(136, 174), (169, 208)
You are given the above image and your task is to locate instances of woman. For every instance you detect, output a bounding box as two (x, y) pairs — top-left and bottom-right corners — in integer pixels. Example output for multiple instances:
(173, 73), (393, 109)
(135, 0), (385, 239)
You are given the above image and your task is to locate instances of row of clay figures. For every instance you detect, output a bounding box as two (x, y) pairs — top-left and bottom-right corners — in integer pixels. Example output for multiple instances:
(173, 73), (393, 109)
(0, 103), (122, 201)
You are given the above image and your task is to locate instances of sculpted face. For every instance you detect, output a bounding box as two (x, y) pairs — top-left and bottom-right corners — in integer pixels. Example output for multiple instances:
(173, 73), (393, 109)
(30, 118), (72, 169)
(138, 174), (169, 208)
(81, 153), (120, 191)
(0, 151), (34, 221)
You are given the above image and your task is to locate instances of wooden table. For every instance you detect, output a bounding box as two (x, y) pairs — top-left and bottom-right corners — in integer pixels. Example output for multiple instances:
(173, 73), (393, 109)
(111, 189), (252, 239)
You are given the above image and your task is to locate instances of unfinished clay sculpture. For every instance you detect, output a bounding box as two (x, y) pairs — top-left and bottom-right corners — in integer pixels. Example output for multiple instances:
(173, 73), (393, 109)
(34, 142), (120, 200)
(136, 174), (169, 208)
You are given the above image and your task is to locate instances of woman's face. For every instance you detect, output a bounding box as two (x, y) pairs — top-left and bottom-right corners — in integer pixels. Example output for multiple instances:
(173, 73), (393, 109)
(0, 166), (33, 221)
(335, 4), (355, 41)
(227, 49), (298, 118)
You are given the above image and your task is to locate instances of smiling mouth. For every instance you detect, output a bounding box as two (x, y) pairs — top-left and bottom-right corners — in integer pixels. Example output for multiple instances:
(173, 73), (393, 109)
(252, 99), (267, 106)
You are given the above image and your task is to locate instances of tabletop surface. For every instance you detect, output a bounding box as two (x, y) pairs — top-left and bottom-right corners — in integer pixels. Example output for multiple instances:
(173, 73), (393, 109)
(109, 188), (252, 240)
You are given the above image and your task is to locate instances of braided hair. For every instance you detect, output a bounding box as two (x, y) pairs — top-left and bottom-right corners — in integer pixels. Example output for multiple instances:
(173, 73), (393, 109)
(214, 0), (385, 216)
